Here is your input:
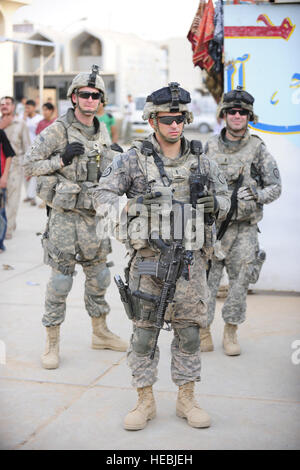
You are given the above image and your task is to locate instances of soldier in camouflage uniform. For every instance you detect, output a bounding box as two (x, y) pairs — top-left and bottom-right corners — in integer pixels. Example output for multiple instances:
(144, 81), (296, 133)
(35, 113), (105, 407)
(24, 65), (127, 370)
(201, 87), (282, 355)
(93, 83), (230, 430)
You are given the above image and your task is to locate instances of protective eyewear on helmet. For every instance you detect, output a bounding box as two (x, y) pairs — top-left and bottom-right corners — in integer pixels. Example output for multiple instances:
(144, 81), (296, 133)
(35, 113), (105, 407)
(157, 115), (185, 125)
(224, 89), (254, 105)
(77, 91), (101, 100)
(227, 108), (249, 116)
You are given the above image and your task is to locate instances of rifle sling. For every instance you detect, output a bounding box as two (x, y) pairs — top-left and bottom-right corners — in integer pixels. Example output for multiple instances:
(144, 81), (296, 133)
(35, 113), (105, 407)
(217, 173), (244, 241)
(147, 144), (172, 187)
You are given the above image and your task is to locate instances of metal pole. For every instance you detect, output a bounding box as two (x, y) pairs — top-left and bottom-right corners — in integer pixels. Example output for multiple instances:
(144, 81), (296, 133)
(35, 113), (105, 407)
(39, 46), (44, 113)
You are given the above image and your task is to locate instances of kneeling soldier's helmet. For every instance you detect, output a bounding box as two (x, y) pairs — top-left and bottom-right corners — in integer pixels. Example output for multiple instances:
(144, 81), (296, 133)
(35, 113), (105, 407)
(67, 64), (107, 106)
(217, 86), (258, 123)
(142, 82), (193, 124)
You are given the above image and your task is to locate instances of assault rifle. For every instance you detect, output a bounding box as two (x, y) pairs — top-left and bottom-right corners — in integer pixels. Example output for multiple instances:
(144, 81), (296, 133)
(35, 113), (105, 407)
(132, 231), (193, 360)
(189, 140), (214, 225)
(217, 167), (244, 241)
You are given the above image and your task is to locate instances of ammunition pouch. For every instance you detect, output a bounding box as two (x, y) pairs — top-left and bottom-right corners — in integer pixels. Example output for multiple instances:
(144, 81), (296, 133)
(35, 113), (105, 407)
(76, 159), (88, 182)
(41, 234), (75, 276)
(36, 175), (58, 204)
(52, 180), (81, 210)
(235, 199), (257, 222)
(76, 181), (97, 211)
(247, 249), (266, 284)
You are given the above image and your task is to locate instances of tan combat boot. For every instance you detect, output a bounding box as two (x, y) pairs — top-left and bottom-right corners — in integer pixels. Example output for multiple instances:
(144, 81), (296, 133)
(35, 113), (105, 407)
(176, 381), (211, 428)
(41, 325), (60, 369)
(200, 327), (214, 352)
(124, 386), (156, 430)
(91, 316), (128, 352)
(223, 323), (241, 356)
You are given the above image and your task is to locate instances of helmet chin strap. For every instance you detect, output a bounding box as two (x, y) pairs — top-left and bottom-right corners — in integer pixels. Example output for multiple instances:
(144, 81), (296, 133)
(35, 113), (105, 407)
(226, 120), (249, 139)
(77, 104), (95, 116)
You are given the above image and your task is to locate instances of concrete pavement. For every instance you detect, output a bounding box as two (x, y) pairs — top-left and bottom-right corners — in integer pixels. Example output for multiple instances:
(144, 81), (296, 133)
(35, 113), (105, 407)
(0, 193), (300, 450)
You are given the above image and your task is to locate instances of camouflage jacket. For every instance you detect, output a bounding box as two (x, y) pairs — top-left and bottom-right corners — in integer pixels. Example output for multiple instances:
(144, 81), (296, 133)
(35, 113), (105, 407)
(23, 108), (115, 214)
(93, 133), (230, 248)
(205, 128), (282, 224)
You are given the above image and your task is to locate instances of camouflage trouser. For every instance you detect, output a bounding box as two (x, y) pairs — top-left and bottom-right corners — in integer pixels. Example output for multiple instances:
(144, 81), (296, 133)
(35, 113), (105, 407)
(42, 208), (111, 327)
(6, 156), (23, 236)
(207, 222), (259, 326)
(127, 249), (208, 387)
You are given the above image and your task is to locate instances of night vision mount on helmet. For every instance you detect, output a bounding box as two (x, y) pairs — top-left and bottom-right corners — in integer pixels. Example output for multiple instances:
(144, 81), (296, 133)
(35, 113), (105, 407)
(142, 82), (193, 124)
(217, 86), (258, 123)
(67, 64), (107, 106)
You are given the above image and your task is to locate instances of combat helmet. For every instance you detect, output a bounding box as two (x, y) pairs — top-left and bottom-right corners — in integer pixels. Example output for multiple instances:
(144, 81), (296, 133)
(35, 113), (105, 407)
(142, 82), (193, 124)
(67, 64), (107, 106)
(217, 86), (258, 123)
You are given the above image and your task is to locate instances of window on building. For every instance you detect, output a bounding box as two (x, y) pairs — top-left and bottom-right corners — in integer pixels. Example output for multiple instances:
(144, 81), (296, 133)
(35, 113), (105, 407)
(79, 36), (102, 56)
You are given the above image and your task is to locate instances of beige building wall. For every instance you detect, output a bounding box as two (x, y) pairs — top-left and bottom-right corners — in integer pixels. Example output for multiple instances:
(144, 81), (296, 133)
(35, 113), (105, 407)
(159, 37), (204, 93)
(0, 1), (31, 97)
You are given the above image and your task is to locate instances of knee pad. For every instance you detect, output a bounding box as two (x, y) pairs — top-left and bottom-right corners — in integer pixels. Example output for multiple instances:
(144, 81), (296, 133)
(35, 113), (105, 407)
(132, 327), (157, 356)
(51, 272), (73, 296)
(95, 264), (111, 290)
(177, 326), (200, 354)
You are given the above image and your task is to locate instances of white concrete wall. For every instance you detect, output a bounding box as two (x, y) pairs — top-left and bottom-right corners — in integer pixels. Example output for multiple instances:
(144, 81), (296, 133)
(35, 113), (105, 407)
(253, 132), (300, 292)
(118, 39), (165, 104)
(0, 1), (31, 95)
(160, 37), (203, 93)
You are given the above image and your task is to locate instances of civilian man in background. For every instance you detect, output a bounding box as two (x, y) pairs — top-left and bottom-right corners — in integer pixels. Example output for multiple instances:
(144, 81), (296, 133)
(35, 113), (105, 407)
(122, 94), (135, 144)
(15, 97), (26, 119)
(36, 102), (56, 135)
(23, 99), (42, 206)
(0, 96), (30, 239)
(0, 129), (15, 252)
(36, 102), (57, 209)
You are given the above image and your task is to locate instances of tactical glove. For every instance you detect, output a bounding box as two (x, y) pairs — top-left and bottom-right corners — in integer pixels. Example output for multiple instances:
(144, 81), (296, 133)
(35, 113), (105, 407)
(61, 142), (85, 166)
(110, 143), (124, 153)
(136, 188), (173, 206)
(196, 191), (219, 214)
(126, 188), (173, 214)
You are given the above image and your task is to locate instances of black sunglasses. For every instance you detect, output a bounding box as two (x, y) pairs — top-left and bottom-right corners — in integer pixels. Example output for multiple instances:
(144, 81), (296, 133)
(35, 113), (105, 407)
(227, 108), (249, 116)
(77, 91), (101, 100)
(157, 115), (185, 125)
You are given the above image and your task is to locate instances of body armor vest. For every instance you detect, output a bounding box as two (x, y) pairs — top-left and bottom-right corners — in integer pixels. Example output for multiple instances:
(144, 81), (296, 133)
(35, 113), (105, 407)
(129, 138), (213, 251)
(207, 132), (263, 224)
(132, 139), (210, 203)
(56, 109), (112, 183)
(37, 109), (112, 213)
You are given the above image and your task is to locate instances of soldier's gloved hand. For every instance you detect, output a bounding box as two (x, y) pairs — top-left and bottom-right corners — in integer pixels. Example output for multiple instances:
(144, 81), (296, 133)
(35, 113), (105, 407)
(238, 185), (258, 201)
(61, 142), (85, 166)
(126, 188), (173, 214)
(110, 143), (123, 153)
(136, 189), (172, 206)
(196, 191), (219, 214)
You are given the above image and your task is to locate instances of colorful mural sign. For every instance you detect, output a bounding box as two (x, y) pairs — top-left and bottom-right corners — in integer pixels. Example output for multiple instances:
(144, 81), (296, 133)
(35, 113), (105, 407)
(224, 4), (300, 145)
